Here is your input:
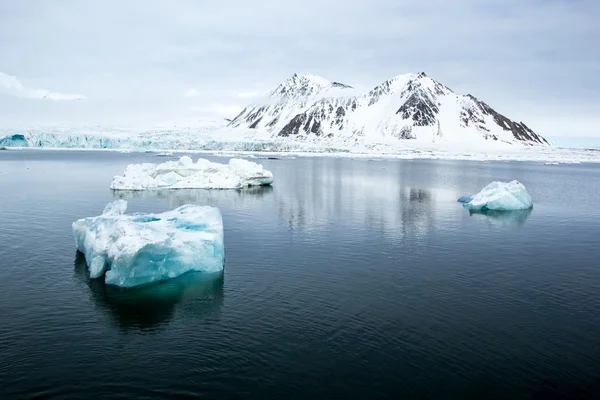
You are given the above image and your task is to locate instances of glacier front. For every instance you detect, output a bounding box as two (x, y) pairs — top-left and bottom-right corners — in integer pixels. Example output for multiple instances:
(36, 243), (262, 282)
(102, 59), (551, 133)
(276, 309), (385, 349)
(72, 200), (225, 288)
(110, 156), (274, 190)
(458, 180), (533, 211)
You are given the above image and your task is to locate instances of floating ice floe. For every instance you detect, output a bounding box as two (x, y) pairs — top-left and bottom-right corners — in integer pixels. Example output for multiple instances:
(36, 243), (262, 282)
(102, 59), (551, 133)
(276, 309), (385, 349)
(458, 180), (533, 211)
(72, 200), (225, 288)
(109, 156), (274, 190)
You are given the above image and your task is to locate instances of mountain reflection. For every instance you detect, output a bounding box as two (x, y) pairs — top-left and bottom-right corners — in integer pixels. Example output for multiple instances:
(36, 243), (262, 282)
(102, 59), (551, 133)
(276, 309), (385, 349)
(272, 159), (449, 241)
(74, 252), (224, 334)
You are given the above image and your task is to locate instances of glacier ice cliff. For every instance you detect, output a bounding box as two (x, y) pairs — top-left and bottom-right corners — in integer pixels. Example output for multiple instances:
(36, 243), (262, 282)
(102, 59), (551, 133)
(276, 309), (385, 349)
(458, 180), (533, 211)
(110, 156), (274, 190)
(72, 200), (225, 288)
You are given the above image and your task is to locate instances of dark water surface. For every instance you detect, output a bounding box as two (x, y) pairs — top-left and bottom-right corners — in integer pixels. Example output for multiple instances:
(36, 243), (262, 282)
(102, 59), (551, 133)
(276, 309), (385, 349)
(1, 150), (600, 399)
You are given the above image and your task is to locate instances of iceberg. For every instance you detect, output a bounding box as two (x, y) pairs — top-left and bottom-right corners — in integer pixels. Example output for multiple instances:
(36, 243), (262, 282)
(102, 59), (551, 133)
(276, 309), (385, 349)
(72, 200), (225, 288)
(458, 180), (533, 211)
(109, 156), (274, 190)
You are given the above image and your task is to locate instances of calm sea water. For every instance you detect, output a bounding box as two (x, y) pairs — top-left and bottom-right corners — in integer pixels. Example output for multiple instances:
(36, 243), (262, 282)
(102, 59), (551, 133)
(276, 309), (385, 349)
(1, 150), (600, 400)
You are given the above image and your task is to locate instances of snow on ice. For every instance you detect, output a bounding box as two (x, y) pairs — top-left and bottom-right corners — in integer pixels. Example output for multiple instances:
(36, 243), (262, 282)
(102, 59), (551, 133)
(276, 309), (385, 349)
(109, 156), (274, 190)
(72, 200), (225, 288)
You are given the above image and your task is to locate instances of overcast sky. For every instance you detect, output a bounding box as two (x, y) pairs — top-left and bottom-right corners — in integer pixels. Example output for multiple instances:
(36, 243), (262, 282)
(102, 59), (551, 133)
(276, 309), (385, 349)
(0, 0), (598, 138)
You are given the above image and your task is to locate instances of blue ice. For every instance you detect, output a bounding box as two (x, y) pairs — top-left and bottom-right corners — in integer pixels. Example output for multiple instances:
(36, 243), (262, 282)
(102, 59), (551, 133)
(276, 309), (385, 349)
(72, 200), (224, 288)
(458, 180), (533, 211)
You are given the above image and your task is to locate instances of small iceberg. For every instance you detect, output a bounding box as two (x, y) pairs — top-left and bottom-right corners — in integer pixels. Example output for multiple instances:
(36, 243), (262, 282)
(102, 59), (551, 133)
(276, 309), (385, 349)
(110, 156), (273, 190)
(458, 180), (533, 211)
(72, 200), (225, 288)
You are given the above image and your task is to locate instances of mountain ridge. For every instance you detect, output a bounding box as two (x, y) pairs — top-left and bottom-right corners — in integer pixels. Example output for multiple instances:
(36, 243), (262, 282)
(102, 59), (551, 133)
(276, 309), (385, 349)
(228, 72), (549, 146)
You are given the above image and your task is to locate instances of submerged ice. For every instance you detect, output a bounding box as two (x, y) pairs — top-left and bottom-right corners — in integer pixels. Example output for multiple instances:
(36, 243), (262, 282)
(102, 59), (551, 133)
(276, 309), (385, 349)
(72, 200), (225, 288)
(110, 156), (274, 190)
(458, 180), (533, 211)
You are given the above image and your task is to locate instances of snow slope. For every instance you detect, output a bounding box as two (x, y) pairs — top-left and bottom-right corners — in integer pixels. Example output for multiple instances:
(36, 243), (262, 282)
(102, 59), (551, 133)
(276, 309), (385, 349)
(229, 72), (549, 146)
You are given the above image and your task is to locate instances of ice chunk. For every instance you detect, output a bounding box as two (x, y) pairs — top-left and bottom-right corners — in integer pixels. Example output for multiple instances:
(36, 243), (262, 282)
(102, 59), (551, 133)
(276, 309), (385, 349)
(0, 134), (29, 147)
(72, 200), (224, 288)
(102, 199), (128, 216)
(458, 180), (533, 211)
(109, 156), (274, 190)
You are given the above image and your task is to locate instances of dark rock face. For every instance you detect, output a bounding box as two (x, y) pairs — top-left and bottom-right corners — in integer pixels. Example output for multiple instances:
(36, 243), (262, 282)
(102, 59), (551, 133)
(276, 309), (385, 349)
(367, 79), (396, 106)
(396, 91), (439, 127)
(277, 97), (358, 137)
(279, 114), (308, 137)
(332, 81), (354, 89)
(466, 95), (549, 145)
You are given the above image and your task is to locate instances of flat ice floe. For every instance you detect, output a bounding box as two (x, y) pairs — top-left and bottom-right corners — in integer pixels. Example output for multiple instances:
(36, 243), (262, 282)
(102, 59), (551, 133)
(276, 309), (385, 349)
(458, 180), (533, 211)
(110, 156), (274, 190)
(72, 200), (225, 288)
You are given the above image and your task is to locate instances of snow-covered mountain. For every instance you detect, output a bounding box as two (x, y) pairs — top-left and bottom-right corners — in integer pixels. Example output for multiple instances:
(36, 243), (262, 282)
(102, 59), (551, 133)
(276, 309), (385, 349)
(228, 72), (549, 146)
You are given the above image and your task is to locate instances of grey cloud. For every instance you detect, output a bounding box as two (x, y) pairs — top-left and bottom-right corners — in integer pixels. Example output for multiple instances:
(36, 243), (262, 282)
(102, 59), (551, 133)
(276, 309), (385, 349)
(0, 0), (598, 136)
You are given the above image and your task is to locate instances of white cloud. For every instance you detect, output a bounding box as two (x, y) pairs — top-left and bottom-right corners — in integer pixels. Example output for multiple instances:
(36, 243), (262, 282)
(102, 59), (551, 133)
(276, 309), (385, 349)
(185, 88), (200, 97)
(0, 71), (86, 101)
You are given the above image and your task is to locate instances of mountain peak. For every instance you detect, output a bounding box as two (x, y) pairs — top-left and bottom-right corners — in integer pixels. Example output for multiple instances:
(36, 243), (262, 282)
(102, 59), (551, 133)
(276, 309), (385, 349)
(230, 71), (548, 146)
(270, 73), (353, 98)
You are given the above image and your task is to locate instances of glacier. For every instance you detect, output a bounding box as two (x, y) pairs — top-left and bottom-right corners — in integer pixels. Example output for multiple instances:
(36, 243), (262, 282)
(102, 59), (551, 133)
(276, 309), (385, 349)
(72, 200), (225, 288)
(110, 156), (274, 190)
(458, 180), (533, 211)
(0, 125), (599, 164)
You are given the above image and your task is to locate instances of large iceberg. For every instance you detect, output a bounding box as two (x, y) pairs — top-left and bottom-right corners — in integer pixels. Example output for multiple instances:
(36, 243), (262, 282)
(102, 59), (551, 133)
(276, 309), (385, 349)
(458, 180), (533, 211)
(110, 156), (274, 190)
(72, 200), (225, 288)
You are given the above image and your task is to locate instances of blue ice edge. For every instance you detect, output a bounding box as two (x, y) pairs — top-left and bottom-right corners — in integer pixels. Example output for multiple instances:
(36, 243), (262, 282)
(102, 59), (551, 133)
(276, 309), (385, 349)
(73, 200), (225, 288)
(457, 195), (473, 204)
(457, 180), (534, 212)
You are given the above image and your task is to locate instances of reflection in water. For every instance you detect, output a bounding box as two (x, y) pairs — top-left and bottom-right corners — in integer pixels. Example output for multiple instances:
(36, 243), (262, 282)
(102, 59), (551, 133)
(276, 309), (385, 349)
(110, 160), (519, 242)
(397, 188), (435, 239)
(74, 252), (224, 333)
(112, 186), (274, 209)
(272, 159), (457, 241)
(468, 208), (533, 228)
